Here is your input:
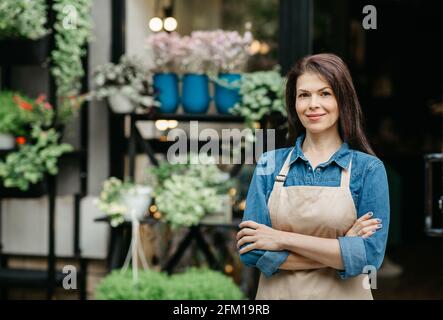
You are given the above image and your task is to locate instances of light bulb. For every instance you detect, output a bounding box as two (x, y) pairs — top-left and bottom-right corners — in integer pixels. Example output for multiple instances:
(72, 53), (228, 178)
(149, 17), (163, 32)
(167, 120), (178, 129)
(249, 40), (261, 55)
(259, 42), (270, 55)
(163, 17), (177, 32)
(155, 120), (169, 131)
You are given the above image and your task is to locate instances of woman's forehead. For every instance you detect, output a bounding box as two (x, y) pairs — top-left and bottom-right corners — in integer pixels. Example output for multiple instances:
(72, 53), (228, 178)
(296, 72), (331, 91)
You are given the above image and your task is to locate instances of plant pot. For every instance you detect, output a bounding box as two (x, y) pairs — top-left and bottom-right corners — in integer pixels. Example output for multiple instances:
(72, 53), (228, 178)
(153, 73), (180, 113)
(0, 179), (48, 198)
(108, 94), (137, 114)
(214, 73), (242, 114)
(121, 186), (153, 221)
(0, 35), (50, 66)
(182, 74), (210, 114)
(0, 133), (15, 150)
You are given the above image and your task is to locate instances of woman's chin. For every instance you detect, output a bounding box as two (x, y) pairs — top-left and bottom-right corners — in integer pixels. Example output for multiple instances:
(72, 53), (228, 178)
(305, 125), (329, 134)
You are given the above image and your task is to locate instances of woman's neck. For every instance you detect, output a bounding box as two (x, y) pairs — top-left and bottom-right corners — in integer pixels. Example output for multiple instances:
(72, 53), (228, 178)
(302, 129), (343, 166)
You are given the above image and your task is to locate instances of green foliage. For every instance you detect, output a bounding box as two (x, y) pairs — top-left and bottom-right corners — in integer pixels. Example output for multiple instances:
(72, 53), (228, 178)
(0, 91), (54, 136)
(230, 68), (286, 128)
(95, 177), (134, 227)
(0, 126), (73, 190)
(95, 268), (245, 300)
(0, 0), (49, 40)
(51, 0), (92, 121)
(90, 55), (159, 108)
(0, 91), (30, 135)
(147, 154), (232, 229)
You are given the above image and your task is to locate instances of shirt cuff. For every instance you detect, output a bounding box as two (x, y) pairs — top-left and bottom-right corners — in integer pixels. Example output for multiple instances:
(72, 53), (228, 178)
(256, 250), (289, 278)
(337, 236), (368, 279)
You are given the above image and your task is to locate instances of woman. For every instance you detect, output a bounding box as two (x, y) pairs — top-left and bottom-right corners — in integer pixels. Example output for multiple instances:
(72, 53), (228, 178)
(237, 53), (389, 300)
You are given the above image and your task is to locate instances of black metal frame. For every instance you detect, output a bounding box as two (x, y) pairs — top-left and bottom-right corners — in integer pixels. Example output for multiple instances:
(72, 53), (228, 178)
(278, 0), (313, 74)
(0, 0), (89, 300)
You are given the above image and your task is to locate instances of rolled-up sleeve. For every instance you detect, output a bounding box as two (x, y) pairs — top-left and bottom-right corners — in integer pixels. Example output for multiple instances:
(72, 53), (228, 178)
(239, 151), (289, 277)
(338, 160), (390, 279)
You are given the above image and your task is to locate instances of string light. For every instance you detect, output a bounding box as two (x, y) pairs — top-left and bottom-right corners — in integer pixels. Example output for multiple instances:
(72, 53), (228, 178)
(163, 17), (177, 32)
(149, 17), (163, 32)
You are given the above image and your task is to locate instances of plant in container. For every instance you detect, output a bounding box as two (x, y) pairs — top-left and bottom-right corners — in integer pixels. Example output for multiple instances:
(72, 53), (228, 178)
(95, 177), (153, 227)
(146, 32), (182, 113)
(89, 55), (159, 114)
(177, 32), (214, 114)
(147, 153), (232, 229)
(209, 30), (253, 114)
(230, 67), (287, 129)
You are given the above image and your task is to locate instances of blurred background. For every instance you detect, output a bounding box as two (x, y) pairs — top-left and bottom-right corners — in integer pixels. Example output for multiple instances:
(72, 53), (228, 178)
(0, 0), (441, 300)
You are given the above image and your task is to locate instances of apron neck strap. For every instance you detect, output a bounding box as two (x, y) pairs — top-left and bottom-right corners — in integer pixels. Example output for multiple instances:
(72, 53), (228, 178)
(340, 157), (352, 187)
(275, 148), (295, 183)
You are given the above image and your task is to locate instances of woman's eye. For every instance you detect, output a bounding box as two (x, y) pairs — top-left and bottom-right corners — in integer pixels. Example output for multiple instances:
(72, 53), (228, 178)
(298, 93), (308, 98)
(321, 91), (331, 96)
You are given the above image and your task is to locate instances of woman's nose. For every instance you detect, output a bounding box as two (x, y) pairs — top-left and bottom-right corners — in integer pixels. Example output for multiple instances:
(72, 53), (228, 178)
(309, 96), (321, 109)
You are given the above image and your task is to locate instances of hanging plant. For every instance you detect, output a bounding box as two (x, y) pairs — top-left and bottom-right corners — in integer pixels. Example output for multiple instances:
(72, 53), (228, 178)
(51, 0), (92, 124)
(0, 0), (49, 40)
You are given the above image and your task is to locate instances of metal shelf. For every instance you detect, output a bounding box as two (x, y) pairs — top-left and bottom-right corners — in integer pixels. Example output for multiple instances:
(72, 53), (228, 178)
(0, 268), (64, 288)
(131, 112), (245, 123)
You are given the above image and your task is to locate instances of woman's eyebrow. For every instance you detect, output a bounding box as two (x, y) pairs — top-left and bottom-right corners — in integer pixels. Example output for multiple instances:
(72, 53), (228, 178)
(297, 86), (332, 92)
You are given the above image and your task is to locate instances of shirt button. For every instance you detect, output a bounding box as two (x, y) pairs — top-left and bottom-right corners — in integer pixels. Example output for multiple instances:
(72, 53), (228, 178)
(316, 168), (321, 172)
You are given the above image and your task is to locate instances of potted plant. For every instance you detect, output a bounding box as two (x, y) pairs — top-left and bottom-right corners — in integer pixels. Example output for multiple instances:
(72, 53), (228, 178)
(0, 125), (73, 194)
(95, 267), (244, 300)
(0, 0), (50, 65)
(0, 91), (73, 195)
(209, 30), (253, 114)
(230, 68), (287, 129)
(0, 90), (55, 148)
(0, 91), (25, 149)
(147, 153), (232, 229)
(177, 32), (214, 114)
(146, 32), (182, 113)
(89, 55), (159, 114)
(95, 177), (153, 227)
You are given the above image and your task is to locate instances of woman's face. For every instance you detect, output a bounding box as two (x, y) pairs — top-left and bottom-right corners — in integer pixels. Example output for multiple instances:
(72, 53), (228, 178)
(295, 72), (340, 134)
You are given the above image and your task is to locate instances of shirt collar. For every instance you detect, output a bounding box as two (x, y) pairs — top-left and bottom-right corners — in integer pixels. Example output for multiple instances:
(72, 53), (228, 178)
(289, 133), (352, 170)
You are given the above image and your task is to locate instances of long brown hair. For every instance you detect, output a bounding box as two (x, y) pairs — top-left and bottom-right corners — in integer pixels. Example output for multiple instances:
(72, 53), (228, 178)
(285, 53), (375, 156)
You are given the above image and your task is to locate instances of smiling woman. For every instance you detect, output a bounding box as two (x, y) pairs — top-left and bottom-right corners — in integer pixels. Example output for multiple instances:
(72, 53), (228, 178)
(237, 53), (390, 300)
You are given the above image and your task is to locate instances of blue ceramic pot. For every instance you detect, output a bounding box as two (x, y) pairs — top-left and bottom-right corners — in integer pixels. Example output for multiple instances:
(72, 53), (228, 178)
(153, 73), (179, 113)
(214, 73), (242, 114)
(182, 73), (210, 114)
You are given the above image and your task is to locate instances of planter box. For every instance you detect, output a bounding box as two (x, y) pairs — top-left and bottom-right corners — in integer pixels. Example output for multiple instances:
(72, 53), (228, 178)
(0, 35), (50, 66)
(0, 179), (48, 198)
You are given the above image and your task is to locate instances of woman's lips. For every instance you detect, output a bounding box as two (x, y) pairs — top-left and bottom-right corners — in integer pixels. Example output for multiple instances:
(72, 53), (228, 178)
(306, 113), (326, 121)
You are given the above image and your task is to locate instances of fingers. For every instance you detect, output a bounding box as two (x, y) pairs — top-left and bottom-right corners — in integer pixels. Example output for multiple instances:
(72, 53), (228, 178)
(239, 220), (260, 229)
(236, 228), (256, 240)
(239, 242), (256, 254)
(358, 224), (382, 236)
(356, 211), (374, 223)
(358, 218), (382, 229)
(237, 236), (256, 249)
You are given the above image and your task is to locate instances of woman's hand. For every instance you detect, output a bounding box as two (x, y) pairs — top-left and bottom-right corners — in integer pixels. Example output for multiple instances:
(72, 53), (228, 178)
(345, 211), (382, 238)
(237, 221), (285, 254)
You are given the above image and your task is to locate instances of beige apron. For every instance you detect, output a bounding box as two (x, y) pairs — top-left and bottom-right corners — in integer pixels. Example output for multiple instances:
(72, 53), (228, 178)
(255, 148), (373, 300)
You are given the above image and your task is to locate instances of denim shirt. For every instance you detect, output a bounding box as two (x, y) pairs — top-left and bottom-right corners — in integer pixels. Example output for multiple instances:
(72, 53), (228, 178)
(239, 133), (390, 279)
